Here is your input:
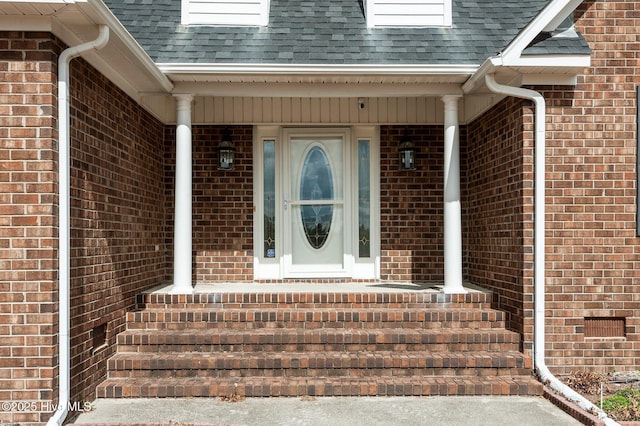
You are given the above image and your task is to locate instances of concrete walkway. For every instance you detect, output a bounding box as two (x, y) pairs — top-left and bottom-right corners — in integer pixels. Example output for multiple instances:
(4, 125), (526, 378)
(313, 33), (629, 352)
(71, 396), (582, 425)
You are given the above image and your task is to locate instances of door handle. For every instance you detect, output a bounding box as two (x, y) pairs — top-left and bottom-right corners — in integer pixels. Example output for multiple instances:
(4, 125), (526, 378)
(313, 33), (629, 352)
(283, 195), (288, 210)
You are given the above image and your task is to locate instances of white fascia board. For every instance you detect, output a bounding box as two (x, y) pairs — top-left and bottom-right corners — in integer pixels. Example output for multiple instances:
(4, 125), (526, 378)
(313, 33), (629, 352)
(501, 0), (584, 64)
(157, 63), (479, 76)
(503, 54), (591, 69)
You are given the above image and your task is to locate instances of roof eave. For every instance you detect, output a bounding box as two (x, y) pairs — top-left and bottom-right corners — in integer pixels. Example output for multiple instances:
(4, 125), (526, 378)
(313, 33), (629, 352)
(158, 63), (480, 77)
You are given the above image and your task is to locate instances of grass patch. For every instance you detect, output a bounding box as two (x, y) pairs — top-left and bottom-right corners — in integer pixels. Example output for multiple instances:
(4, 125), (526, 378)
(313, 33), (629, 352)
(600, 389), (640, 421)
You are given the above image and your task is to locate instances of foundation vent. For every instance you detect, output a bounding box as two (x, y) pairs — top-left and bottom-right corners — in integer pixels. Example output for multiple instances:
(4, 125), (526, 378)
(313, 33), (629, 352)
(92, 323), (108, 352)
(584, 317), (625, 338)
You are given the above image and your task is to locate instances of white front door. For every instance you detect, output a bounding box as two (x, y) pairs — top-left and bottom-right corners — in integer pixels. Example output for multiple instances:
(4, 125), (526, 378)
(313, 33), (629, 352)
(253, 126), (379, 280)
(283, 129), (350, 277)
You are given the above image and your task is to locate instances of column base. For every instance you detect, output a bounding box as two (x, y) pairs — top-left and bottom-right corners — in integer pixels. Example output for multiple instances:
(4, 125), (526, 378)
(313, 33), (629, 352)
(442, 283), (468, 294)
(168, 283), (194, 295)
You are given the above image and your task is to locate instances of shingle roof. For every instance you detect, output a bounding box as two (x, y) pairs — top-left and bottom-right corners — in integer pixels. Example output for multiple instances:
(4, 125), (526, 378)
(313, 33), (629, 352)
(105, 0), (584, 65)
(523, 31), (592, 55)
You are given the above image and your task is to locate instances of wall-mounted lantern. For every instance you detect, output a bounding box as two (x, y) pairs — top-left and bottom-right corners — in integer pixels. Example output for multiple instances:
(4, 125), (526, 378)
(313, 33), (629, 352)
(218, 127), (235, 170)
(398, 129), (417, 170)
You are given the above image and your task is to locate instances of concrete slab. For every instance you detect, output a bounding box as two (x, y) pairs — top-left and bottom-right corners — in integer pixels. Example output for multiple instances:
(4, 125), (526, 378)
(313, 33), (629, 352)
(71, 396), (582, 425)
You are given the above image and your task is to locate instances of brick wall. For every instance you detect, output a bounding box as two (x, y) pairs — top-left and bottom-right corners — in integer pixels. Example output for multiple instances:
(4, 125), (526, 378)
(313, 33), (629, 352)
(165, 125), (254, 282)
(68, 57), (167, 403)
(465, 97), (535, 347)
(0, 31), (60, 425)
(539, 0), (640, 373)
(466, 0), (640, 374)
(0, 31), (167, 424)
(380, 125), (446, 282)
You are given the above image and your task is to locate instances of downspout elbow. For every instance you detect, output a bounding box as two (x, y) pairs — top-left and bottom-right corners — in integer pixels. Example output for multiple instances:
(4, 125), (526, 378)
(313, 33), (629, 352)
(48, 25), (109, 426)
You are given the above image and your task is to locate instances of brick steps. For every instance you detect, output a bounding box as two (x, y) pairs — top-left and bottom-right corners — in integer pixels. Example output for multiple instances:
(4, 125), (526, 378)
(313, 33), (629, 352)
(116, 328), (521, 353)
(107, 350), (531, 379)
(97, 376), (542, 398)
(126, 308), (507, 330)
(98, 287), (542, 399)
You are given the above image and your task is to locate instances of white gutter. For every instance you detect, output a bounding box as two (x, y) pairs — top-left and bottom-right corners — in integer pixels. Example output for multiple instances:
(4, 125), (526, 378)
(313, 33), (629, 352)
(47, 24), (109, 426)
(484, 74), (619, 426)
(157, 62), (479, 76)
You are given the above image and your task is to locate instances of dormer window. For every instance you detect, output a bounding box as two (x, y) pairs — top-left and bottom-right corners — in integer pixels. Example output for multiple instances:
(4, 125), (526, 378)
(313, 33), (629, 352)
(364, 0), (452, 28)
(181, 0), (270, 26)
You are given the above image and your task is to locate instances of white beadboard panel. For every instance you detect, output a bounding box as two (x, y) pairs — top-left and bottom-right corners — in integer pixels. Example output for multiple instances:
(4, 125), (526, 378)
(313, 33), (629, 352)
(463, 93), (501, 124)
(165, 96), (460, 125)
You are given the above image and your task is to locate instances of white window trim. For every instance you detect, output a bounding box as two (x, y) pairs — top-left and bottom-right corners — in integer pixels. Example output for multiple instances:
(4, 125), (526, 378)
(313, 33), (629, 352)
(253, 126), (281, 280)
(365, 0), (452, 28)
(352, 126), (381, 279)
(181, 0), (270, 26)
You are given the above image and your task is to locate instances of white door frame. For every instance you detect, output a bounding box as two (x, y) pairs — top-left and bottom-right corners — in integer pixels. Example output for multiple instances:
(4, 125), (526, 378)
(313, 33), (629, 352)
(253, 125), (380, 280)
(283, 128), (351, 278)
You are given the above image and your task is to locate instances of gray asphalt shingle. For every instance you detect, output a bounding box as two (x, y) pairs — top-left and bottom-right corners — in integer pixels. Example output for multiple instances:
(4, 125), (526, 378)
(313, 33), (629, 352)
(104, 0), (587, 65)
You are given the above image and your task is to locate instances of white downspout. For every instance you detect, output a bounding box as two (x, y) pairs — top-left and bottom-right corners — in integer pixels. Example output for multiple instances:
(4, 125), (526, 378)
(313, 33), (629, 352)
(48, 25), (110, 426)
(484, 74), (619, 426)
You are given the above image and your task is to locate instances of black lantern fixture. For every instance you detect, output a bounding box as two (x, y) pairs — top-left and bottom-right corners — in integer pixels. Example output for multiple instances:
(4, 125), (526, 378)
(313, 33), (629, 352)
(398, 129), (417, 170)
(218, 127), (235, 170)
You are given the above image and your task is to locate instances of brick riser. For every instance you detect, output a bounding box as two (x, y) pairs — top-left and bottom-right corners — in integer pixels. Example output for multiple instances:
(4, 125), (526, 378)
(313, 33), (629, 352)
(126, 308), (508, 330)
(98, 290), (542, 398)
(135, 291), (495, 310)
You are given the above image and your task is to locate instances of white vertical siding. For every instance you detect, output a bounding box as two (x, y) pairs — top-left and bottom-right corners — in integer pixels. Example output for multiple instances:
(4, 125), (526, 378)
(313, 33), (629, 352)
(165, 96), (451, 125)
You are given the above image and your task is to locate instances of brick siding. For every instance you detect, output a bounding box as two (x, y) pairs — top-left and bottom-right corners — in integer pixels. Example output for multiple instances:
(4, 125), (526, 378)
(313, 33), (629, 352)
(465, 97), (535, 349)
(380, 125), (447, 281)
(539, 0), (640, 373)
(0, 31), (167, 424)
(466, 0), (640, 374)
(67, 57), (167, 403)
(0, 31), (60, 425)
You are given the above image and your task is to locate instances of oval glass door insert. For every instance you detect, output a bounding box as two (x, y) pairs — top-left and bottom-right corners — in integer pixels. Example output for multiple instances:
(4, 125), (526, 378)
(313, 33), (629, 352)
(300, 146), (334, 249)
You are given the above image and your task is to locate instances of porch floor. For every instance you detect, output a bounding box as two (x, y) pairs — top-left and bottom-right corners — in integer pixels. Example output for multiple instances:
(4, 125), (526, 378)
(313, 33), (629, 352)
(147, 281), (487, 294)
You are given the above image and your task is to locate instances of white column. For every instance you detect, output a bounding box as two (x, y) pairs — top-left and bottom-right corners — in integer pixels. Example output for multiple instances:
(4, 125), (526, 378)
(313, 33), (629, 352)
(442, 95), (466, 294)
(170, 94), (194, 294)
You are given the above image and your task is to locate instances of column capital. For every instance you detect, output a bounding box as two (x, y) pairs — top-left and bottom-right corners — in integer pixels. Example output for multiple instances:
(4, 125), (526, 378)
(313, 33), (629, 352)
(174, 93), (194, 101)
(441, 94), (462, 107)
(174, 93), (194, 104)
